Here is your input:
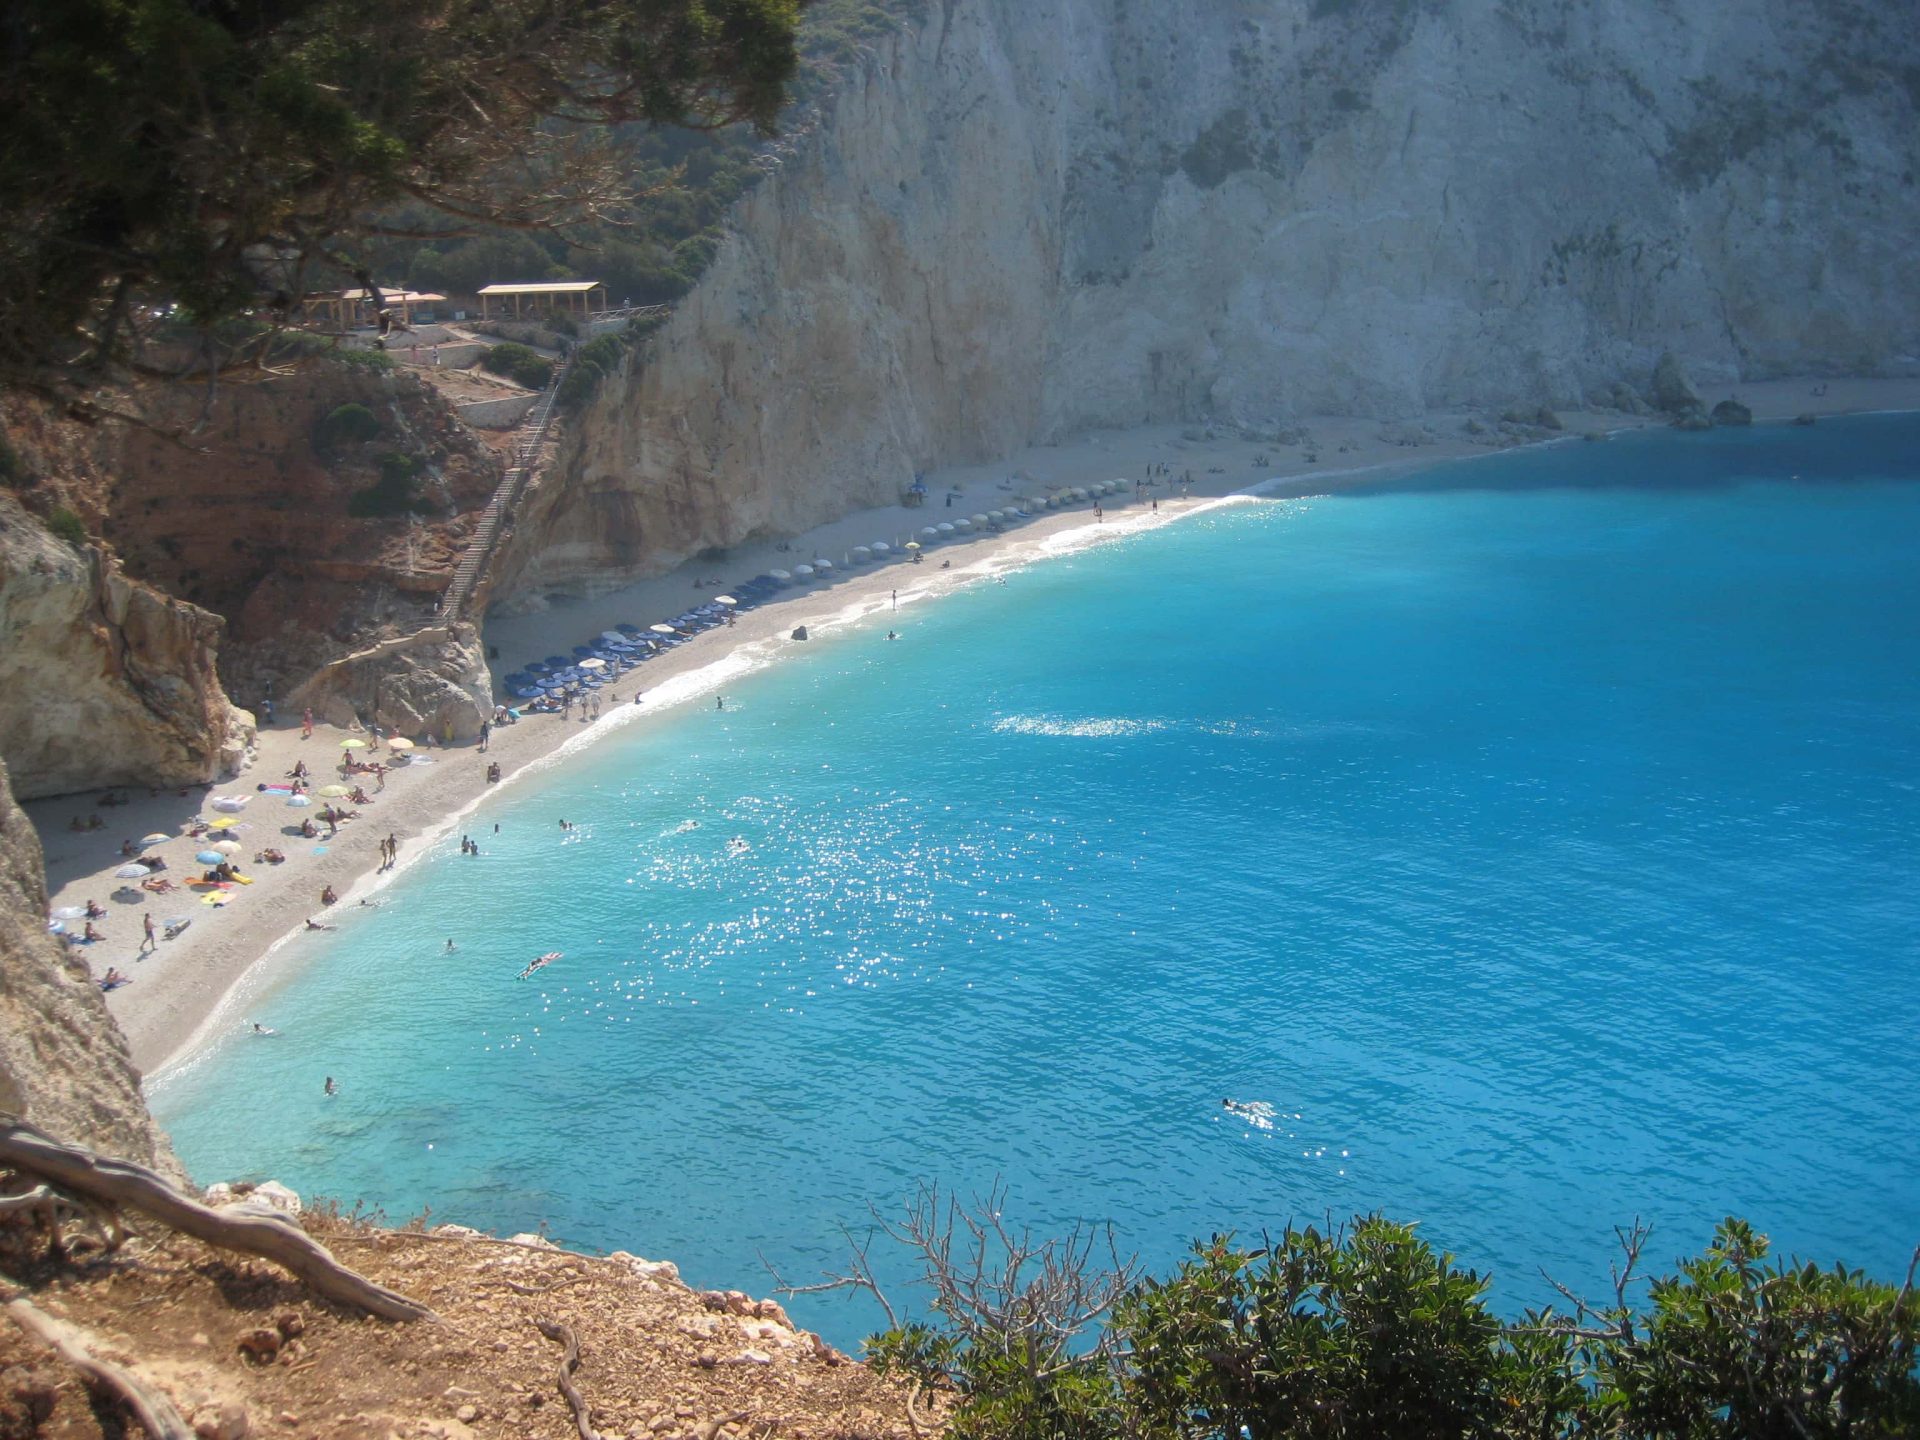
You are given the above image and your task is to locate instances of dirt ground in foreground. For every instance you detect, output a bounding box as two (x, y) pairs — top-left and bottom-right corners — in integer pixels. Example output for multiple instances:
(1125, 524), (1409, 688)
(0, 1211), (934, 1440)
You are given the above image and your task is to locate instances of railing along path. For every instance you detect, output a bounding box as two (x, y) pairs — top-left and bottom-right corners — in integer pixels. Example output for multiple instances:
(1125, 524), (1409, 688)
(436, 354), (573, 620)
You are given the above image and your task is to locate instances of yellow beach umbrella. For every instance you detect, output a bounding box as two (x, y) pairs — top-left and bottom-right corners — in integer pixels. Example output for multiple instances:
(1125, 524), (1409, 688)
(207, 817), (242, 830)
(210, 840), (242, 855)
(340, 737), (368, 750)
(316, 784), (351, 798)
(386, 737), (415, 751)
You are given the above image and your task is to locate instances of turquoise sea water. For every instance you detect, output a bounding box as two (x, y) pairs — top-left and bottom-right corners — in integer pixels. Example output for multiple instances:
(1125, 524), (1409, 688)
(155, 416), (1920, 1346)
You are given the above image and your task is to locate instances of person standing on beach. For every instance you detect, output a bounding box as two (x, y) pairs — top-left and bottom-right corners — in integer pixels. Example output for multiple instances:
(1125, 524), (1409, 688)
(479, 719), (490, 751)
(140, 912), (156, 955)
(302, 708), (313, 740)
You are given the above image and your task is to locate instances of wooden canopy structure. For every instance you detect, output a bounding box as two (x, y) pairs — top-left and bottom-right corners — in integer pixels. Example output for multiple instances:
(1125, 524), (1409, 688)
(301, 288), (446, 331)
(476, 280), (607, 320)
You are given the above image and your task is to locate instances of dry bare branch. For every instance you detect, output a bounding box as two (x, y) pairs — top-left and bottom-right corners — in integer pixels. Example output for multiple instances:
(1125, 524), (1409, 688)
(0, 1117), (434, 1322)
(535, 1318), (603, 1440)
(3, 1295), (194, 1440)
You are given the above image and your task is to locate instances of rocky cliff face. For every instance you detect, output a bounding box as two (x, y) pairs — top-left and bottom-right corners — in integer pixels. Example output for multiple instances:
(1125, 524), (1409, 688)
(0, 494), (247, 801)
(496, 0), (1919, 600)
(0, 753), (173, 1167)
(6, 366), (503, 702)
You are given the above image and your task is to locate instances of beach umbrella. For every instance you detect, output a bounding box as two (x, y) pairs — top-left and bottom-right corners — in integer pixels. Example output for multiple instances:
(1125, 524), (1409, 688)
(387, 736), (415, 751)
(544, 655), (571, 669)
(195, 850), (225, 865)
(524, 662), (548, 675)
(286, 794), (313, 807)
(850, 547), (871, 564)
(904, 541), (922, 551)
(52, 905), (86, 920)
(207, 817), (242, 830)
(812, 557), (834, 572)
(870, 542), (891, 556)
(650, 623), (678, 635)
(339, 737), (367, 750)
(316, 784), (351, 798)
(616, 623), (641, 635)
(600, 631), (627, 644)
(512, 686), (542, 699)
(792, 564), (814, 580)
(971, 514), (991, 526)
(211, 840), (242, 855)
(210, 796), (248, 812)
(139, 832), (173, 847)
(578, 657), (606, 670)
(952, 518), (973, 533)
(114, 863), (150, 879)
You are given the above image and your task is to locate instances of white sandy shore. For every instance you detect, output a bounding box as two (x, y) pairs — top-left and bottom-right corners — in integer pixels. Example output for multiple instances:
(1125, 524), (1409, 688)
(27, 374), (1918, 1080)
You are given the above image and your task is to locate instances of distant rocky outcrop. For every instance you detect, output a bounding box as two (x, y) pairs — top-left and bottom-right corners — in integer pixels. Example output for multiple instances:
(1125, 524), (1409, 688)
(1711, 398), (1754, 426)
(495, 0), (1920, 602)
(0, 493), (247, 801)
(289, 621), (491, 743)
(0, 753), (174, 1169)
(1650, 353), (1705, 415)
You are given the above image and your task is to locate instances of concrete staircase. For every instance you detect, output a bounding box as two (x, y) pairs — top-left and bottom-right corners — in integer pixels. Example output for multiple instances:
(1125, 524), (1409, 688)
(436, 355), (573, 621)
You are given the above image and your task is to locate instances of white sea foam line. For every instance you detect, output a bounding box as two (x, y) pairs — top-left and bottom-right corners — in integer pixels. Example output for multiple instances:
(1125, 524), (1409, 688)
(147, 639), (800, 1085)
(150, 484), (1337, 1082)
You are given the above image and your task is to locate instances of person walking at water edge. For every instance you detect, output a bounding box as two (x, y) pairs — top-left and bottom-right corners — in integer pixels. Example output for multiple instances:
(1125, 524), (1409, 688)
(139, 912), (156, 955)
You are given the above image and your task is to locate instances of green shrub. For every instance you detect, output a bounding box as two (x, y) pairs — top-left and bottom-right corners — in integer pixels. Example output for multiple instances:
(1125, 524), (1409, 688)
(313, 402), (381, 454)
(0, 434), (30, 489)
(347, 452), (428, 517)
(46, 506), (88, 546)
(556, 333), (629, 411)
(332, 347), (395, 372)
(844, 1201), (1920, 1440)
(481, 342), (553, 389)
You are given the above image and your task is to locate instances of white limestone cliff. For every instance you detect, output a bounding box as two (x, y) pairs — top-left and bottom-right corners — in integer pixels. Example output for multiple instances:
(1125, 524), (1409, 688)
(494, 0), (1918, 601)
(0, 494), (249, 801)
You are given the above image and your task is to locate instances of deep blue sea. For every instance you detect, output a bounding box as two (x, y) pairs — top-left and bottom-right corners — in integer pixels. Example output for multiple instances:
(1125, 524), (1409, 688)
(154, 416), (1920, 1347)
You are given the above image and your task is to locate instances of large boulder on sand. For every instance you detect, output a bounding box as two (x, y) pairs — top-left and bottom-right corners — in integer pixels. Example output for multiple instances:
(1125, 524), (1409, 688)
(1650, 352), (1703, 414)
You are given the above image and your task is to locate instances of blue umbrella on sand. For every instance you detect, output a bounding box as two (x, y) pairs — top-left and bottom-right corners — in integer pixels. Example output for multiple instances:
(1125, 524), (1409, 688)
(195, 850), (224, 865)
